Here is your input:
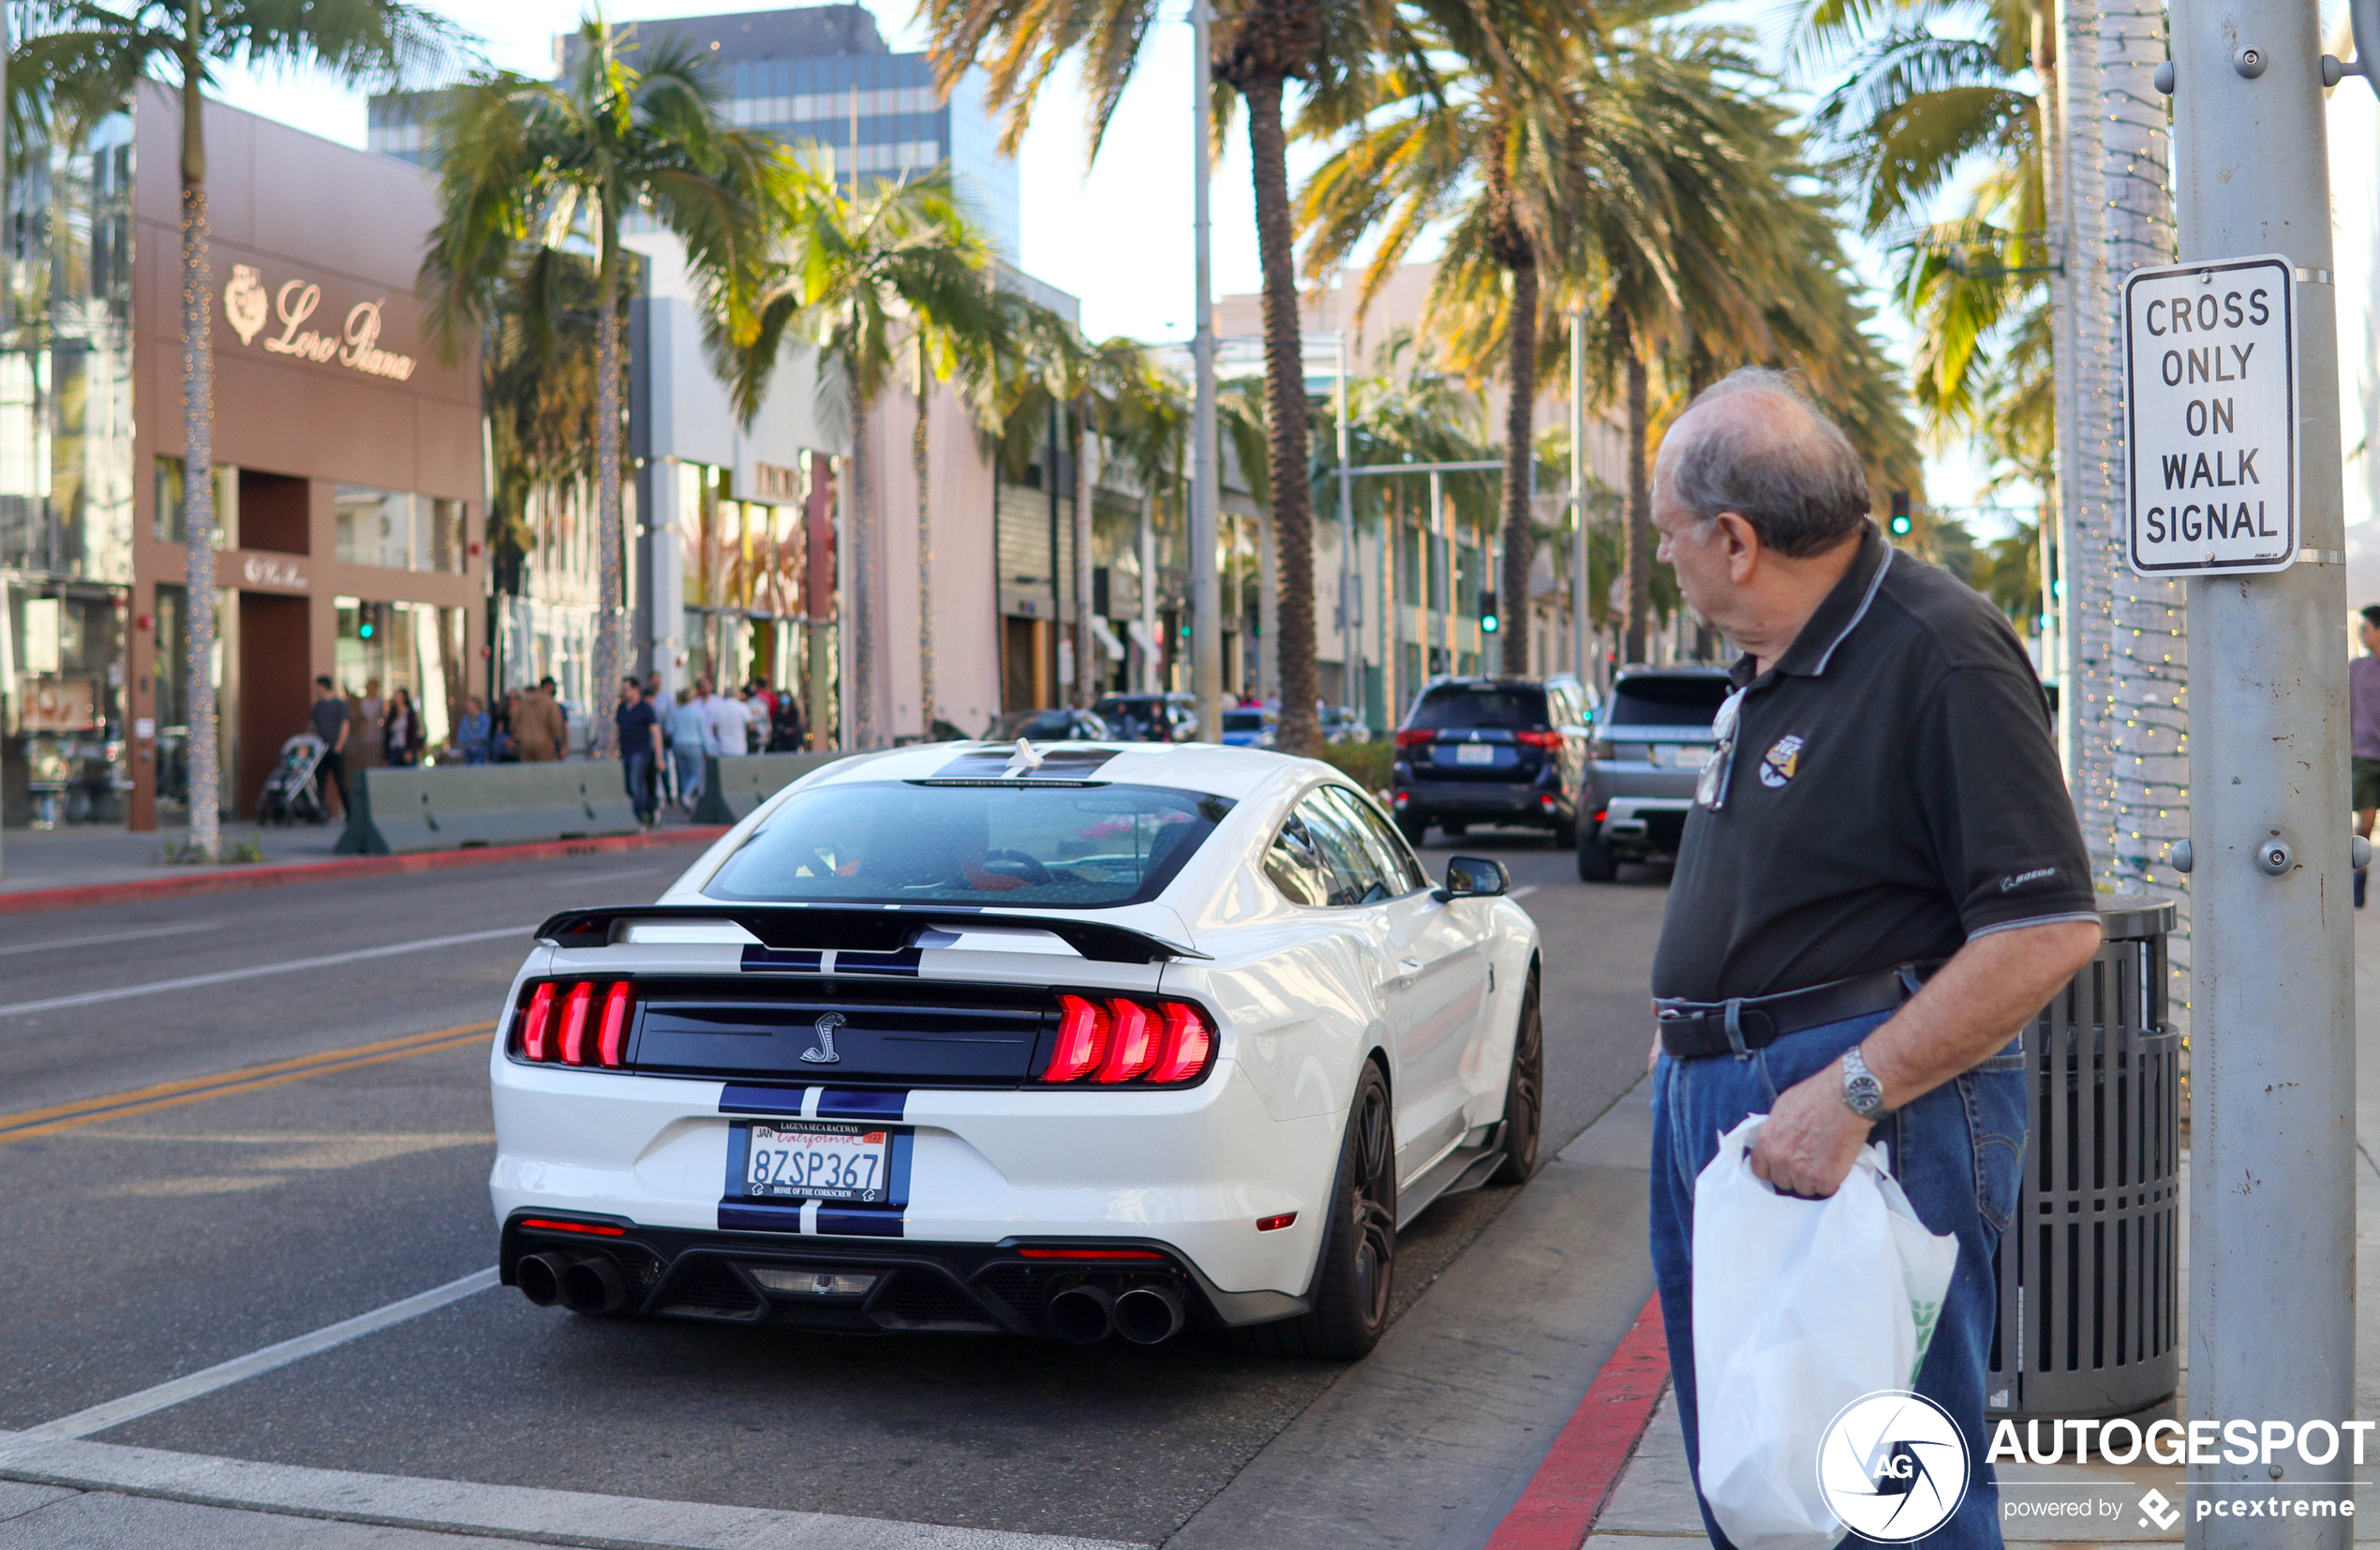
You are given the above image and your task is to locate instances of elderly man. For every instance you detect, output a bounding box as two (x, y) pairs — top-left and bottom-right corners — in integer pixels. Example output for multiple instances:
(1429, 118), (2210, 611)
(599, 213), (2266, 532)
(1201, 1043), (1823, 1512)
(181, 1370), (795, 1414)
(1645, 370), (2101, 1548)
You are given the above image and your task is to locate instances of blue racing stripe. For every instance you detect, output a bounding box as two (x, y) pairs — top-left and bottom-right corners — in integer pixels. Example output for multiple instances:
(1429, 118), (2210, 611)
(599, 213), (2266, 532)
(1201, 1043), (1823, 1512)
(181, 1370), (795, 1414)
(741, 946), (824, 973)
(816, 1207), (904, 1238)
(720, 1084), (810, 1115)
(817, 1089), (908, 1122)
(834, 946), (922, 976)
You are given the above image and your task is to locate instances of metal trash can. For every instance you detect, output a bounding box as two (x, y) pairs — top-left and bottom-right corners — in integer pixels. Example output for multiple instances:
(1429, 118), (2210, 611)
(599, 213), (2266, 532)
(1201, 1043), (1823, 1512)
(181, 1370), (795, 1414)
(1986, 898), (2181, 1419)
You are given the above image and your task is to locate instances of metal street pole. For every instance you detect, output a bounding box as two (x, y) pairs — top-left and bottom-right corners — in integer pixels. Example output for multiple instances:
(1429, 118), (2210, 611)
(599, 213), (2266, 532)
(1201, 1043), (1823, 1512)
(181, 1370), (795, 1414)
(1189, 0), (1222, 743)
(1336, 332), (1357, 723)
(2171, 1), (2353, 1541)
(1569, 311), (1587, 687)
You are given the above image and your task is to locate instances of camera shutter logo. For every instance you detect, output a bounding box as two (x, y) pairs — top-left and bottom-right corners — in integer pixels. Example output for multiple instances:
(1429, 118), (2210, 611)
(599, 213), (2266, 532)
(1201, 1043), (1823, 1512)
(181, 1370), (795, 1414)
(800, 1012), (845, 1065)
(1815, 1390), (1969, 1542)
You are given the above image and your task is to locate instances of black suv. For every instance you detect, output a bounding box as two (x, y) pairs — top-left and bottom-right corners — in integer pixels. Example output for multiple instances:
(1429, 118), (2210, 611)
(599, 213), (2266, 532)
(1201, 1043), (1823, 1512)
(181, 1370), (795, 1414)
(1389, 676), (1595, 846)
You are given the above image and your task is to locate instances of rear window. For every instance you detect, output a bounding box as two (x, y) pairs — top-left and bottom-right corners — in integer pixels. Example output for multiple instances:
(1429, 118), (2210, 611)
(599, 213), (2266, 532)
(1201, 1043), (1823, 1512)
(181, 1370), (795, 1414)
(1607, 677), (1732, 727)
(1222, 710), (1265, 732)
(705, 782), (1232, 909)
(1407, 684), (1549, 731)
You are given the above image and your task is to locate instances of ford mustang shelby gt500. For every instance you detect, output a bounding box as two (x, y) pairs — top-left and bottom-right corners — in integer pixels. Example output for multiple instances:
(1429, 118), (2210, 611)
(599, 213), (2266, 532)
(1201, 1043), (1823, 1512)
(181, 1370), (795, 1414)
(492, 739), (1543, 1358)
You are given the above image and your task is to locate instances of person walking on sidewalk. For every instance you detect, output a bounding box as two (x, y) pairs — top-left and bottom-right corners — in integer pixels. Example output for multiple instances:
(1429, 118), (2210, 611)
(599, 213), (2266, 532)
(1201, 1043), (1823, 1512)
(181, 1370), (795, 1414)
(380, 686), (424, 768)
(515, 680), (566, 762)
(616, 677), (663, 828)
(308, 676), (350, 817)
(704, 678), (754, 757)
(2352, 604), (2380, 907)
(665, 687), (714, 812)
(1643, 369), (2102, 1550)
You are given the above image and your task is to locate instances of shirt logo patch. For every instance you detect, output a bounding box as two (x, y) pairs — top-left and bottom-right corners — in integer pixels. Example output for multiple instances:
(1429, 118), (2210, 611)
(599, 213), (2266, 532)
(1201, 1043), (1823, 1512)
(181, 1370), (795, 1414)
(2001, 867), (2058, 893)
(1758, 736), (1804, 788)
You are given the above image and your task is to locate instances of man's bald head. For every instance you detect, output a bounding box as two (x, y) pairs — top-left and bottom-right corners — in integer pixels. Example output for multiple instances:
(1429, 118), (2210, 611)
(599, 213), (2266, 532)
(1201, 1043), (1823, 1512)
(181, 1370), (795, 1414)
(1661, 368), (1870, 559)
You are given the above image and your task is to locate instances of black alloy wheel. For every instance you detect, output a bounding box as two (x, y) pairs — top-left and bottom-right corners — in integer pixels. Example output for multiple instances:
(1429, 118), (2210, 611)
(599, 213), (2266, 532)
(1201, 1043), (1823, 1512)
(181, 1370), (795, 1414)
(1489, 967), (1544, 1185)
(1551, 812), (1578, 849)
(1238, 1062), (1397, 1360)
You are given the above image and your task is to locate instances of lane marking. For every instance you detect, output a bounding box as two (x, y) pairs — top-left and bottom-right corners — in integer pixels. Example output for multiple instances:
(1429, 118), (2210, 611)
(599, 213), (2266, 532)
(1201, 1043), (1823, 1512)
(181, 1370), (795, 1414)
(1484, 1294), (1670, 1550)
(1509, 885), (1539, 899)
(0, 1023), (498, 1145)
(22, 1268), (501, 1440)
(0, 921), (221, 958)
(0, 924), (529, 1019)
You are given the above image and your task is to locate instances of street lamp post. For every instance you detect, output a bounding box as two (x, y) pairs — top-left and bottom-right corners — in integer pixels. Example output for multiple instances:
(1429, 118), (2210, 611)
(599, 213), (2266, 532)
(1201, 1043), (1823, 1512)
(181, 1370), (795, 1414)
(1189, 0), (1222, 742)
(1335, 332), (1358, 725)
(1569, 311), (1587, 687)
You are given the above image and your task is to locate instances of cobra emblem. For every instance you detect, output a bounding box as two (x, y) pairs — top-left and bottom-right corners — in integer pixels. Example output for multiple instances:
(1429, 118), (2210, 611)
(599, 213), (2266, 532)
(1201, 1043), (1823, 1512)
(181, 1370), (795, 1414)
(800, 1011), (845, 1065)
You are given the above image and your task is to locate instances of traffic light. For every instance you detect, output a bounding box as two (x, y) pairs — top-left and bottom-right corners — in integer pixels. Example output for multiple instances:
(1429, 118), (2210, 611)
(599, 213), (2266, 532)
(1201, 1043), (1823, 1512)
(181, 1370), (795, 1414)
(1479, 589), (1498, 633)
(1888, 491), (1912, 537)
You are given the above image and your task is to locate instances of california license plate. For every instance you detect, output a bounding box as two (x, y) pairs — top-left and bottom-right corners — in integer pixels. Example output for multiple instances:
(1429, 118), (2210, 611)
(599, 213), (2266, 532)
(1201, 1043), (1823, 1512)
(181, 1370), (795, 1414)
(1455, 743), (1495, 765)
(745, 1123), (891, 1202)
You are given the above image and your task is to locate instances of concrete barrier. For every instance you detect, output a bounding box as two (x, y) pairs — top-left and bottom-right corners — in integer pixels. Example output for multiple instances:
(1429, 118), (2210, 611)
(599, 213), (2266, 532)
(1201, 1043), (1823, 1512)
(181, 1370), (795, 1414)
(335, 762), (642, 856)
(691, 752), (855, 827)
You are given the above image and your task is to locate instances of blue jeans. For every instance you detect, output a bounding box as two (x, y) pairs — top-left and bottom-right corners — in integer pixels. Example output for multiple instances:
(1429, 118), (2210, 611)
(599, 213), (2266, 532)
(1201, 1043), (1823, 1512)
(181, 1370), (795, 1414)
(671, 744), (706, 807)
(622, 749), (656, 821)
(1649, 1012), (2028, 1550)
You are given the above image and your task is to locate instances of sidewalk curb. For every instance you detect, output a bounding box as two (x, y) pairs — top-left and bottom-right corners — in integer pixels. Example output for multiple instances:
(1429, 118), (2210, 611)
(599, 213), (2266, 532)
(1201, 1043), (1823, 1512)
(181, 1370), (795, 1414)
(0, 827), (730, 918)
(1485, 1293), (1672, 1550)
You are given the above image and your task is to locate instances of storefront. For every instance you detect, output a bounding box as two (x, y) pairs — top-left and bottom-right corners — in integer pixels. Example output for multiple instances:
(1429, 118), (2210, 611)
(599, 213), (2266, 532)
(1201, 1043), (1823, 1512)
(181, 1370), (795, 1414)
(96, 84), (481, 829)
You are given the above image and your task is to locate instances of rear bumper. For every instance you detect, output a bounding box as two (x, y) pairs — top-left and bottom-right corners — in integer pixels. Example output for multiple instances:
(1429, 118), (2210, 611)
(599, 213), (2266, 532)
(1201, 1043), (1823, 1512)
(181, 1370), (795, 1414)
(1391, 778), (1568, 824)
(498, 1213), (1305, 1333)
(1594, 797), (1692, 852)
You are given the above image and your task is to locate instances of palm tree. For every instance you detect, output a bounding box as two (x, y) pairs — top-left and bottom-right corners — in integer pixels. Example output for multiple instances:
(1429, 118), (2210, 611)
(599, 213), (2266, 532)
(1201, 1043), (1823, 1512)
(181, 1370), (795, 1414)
(420, 15), (784, 756)
(725, 168), (1010, 745)
(10, 0), (469, 860)
(920, 0), (1377, 756)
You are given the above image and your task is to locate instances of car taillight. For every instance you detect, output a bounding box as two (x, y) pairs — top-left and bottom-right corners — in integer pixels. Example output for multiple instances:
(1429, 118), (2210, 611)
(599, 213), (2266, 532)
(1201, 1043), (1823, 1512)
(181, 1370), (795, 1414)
(1393, 727), (1435, 748)
(517, 982), (558, 1062)
(1042, 995), (1214, 1084)
(1046, 993), (1111, 1081)
(1515, 728), (1562, 748)
(513, 979), (635, 1068)
(1098, 998), (1159, 1082)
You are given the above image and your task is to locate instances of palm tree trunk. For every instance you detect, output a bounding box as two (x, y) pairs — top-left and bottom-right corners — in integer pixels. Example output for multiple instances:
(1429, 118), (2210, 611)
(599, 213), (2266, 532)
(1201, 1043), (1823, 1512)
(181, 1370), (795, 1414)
(1076, 419), (1094, 707)
(851, 382), (875, 747)
(1242, 74), (1319, 756)
(592, 241), (622, 757)
(1614, 305), (1652, 663)
(1499, 256), (1537, 677)
(179, 49), (220, 859)
(915, 336), (935, 734)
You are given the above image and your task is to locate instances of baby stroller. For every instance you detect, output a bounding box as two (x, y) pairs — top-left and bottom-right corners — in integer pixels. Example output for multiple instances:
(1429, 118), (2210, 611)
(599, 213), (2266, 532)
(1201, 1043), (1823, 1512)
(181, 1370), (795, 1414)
(259, 733), (329, 826)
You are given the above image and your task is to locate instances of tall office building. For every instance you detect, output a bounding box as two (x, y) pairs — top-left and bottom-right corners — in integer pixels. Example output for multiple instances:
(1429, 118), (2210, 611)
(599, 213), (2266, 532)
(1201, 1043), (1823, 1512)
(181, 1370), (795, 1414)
(366, 4), (1020, 258)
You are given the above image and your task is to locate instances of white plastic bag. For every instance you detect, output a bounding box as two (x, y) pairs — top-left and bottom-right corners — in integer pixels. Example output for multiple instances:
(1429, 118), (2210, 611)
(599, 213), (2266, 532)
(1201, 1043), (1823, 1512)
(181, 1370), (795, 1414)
(1690, 1113), (1959, 1550)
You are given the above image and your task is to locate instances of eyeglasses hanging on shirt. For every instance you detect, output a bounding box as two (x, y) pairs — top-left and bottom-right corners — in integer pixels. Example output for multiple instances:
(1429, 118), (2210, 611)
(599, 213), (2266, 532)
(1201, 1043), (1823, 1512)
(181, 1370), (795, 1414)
(1697, 688), (1748, 811)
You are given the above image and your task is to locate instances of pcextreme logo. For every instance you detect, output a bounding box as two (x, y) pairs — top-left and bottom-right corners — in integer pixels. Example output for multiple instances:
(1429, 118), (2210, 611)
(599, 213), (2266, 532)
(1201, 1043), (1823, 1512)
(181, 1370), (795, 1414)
(1816, 1391), (1970, 1542)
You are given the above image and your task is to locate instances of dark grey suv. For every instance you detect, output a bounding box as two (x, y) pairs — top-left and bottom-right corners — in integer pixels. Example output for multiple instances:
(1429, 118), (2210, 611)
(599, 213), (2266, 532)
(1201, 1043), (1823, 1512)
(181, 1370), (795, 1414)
(1389, 676), (1595, 846)
(1576, 667), (1732, 881)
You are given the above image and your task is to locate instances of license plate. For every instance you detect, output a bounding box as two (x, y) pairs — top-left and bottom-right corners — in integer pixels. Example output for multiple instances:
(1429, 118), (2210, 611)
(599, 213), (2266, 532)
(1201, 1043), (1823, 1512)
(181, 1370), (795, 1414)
(1455, 743), (1495, 765)
(745, 1123), (891, 1202)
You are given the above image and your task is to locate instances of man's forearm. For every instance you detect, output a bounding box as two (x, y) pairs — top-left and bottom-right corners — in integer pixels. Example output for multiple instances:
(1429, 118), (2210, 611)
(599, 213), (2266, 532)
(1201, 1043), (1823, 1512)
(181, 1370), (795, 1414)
(1862, 917), (2104, 1110)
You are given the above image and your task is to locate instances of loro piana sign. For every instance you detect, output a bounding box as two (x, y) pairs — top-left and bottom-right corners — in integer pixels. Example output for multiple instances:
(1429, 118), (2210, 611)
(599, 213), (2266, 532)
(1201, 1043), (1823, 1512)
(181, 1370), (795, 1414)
(2123, 255), (2298, 575)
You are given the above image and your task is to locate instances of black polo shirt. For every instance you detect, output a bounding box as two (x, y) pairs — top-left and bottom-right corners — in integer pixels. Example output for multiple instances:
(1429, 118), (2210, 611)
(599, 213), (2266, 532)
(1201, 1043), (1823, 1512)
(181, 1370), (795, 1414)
(1651, 525), (2096, 1003)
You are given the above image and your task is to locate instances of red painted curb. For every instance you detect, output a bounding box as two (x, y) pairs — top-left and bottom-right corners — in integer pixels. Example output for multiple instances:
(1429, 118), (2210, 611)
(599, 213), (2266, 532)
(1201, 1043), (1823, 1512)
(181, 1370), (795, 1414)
(1485, 1293), (1672, 1550)
(0, 827), (732, 918)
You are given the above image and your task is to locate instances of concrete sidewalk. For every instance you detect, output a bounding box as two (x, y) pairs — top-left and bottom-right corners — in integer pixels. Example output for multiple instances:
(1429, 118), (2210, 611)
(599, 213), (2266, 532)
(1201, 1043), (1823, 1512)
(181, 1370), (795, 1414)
(1574, 902), (2380, 1549)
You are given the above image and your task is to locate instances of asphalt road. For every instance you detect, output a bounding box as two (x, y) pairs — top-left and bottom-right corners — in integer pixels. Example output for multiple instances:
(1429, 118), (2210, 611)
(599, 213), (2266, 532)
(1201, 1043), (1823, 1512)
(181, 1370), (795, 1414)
(0, 830), (1671, 1546)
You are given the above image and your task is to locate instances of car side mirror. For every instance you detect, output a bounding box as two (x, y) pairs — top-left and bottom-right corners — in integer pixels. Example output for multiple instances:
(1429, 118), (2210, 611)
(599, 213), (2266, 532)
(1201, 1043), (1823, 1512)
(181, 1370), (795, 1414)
(1436, 855), (1510, 902)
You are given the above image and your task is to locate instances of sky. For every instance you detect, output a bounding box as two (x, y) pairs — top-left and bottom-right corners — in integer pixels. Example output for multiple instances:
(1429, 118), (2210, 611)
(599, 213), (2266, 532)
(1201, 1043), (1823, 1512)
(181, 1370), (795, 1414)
(203, 0), (2012, 518)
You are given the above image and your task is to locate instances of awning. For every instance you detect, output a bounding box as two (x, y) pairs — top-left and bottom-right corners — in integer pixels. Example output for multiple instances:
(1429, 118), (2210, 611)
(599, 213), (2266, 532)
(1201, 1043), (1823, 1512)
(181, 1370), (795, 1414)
(1090, 616), (1126, 660)
(1126, 619), (1159, 655)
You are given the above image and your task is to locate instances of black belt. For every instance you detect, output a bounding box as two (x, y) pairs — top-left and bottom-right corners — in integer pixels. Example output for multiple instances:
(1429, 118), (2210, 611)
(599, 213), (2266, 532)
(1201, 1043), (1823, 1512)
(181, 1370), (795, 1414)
(1655, 961), (1942, 1060)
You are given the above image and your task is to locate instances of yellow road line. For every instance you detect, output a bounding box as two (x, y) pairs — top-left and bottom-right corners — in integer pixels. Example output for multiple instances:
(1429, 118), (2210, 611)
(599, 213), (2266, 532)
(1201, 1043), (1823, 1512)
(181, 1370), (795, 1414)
(0, 1022), (498, 1145)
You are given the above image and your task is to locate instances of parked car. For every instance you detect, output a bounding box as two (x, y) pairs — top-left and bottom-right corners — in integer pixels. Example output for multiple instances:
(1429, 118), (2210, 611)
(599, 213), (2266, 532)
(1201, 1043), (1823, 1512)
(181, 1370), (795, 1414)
(1388, 676), (1594, 847)
(1320, 705), (1371, 744)
(987, 707), (1111, 742)
(1220, 707), (1276, 749)
(1093, 693), (1197, 743)
(492, 742), (1543, 1359)
(1574, 665), (1733, 882)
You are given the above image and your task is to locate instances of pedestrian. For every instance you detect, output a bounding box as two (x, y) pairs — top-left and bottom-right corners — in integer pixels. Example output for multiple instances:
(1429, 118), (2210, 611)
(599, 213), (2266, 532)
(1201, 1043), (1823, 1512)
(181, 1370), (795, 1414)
(456, 695), (492, 765)
(665, 687), (714, 812)
(380, 686), (424, 768)
(493, 689), (521, 762)
(2352, 604), (2380, 907)
(308, 675), (350, 817)
(352, 677), (383, 769)
(704, 678), (753, 758)
(539, 676), (570, 757)
(515, 679), (566, 762)
(1641, 370), (2102, 1550)
(769, 688), (807, 753)
(616, 677), (663, 828)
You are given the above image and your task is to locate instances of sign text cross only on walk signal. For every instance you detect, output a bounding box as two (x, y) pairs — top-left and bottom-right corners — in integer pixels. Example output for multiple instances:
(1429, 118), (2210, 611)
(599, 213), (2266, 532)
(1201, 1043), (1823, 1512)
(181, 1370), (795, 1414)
(2123, 255), (2299, 575)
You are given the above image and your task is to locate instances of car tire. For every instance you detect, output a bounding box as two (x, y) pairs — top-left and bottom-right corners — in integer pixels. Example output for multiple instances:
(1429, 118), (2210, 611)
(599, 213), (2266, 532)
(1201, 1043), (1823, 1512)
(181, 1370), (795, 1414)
(1551, 812), (1578, 849)
(1441, 822), (1468, 839)
(1236, 1062), (1397, 1361)
(1395, 814), (1429, 847)
(1576, 834), (1618, 883)
(1489, 968), (1543, 1185)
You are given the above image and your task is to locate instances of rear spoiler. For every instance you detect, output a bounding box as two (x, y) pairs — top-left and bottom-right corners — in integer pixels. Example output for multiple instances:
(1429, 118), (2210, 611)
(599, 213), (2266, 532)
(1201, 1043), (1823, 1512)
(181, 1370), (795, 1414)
(533, 903), (1211, 964)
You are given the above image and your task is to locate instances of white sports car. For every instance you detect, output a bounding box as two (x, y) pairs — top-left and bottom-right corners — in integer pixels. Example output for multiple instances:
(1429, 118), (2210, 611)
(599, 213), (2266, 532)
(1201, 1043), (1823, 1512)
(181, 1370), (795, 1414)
(490, 740), (1543, 1358)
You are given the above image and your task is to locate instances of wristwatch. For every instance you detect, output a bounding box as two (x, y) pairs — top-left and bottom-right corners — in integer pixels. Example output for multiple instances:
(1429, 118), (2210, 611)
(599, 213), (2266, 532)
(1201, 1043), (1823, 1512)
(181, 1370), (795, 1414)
(1841, 1045), (1888, 1121)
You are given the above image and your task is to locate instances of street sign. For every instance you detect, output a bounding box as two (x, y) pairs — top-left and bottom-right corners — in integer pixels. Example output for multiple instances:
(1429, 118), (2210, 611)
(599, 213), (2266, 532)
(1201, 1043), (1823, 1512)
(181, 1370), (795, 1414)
(2122, 254), (2298, 575)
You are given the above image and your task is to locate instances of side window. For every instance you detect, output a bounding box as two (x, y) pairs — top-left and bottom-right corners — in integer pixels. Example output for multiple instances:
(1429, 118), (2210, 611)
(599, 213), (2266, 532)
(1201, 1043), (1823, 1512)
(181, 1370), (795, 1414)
(1295, 791), (1388, 905)
(1325, 786), (1428, 895)
(1263, 815), (1333, 907)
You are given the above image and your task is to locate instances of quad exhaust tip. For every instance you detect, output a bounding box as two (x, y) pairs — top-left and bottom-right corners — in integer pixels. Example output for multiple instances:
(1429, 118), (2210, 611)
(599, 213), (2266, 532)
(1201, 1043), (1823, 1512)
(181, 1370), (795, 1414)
(518, 1250), (627, 1315)
(1112, 1283), (1185, 1346)
(516, 1251), (571, 1307)
(1046, 1284), (1115, 1344)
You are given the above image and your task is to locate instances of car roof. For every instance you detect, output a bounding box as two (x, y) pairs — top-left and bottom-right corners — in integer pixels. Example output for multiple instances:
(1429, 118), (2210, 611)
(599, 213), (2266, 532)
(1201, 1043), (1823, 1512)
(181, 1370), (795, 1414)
(794, 739), (1313, 801)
